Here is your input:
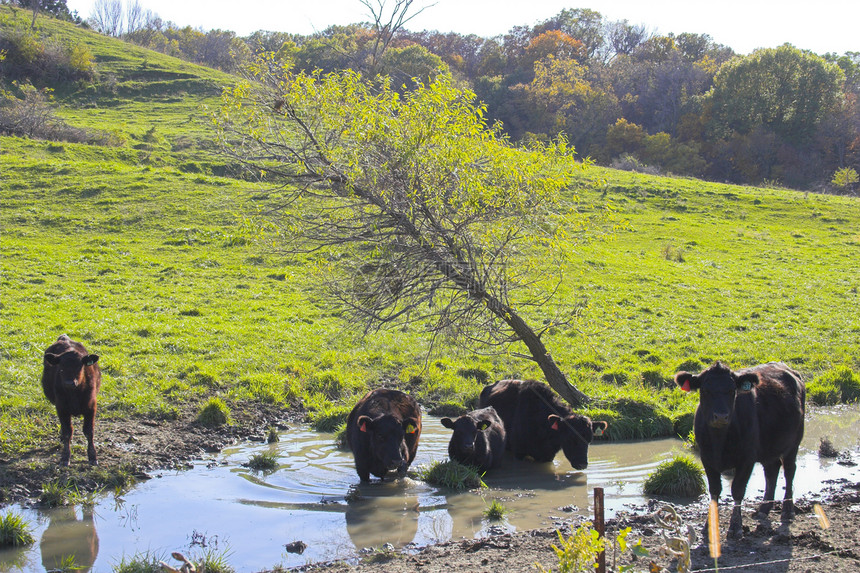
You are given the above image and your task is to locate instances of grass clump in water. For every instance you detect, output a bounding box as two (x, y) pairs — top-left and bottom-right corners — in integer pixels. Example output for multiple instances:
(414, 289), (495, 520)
(416, 459), (486, 490)
(483, 499), (510, 521)
(643, 454), (705, 497)
(247, 451), (278, 471)
(113, 549), (166, 573)
(197, 397), (231, 427)
(0, 511), (35, 548)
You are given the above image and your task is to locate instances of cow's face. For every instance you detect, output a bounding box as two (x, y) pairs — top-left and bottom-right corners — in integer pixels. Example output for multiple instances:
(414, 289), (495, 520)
(442, 415), (492, 454)
(550, 414), (607, 470)
(676, 362), (759, 430)
(45, 351), (99, 388)
(357, 414), (419, 472)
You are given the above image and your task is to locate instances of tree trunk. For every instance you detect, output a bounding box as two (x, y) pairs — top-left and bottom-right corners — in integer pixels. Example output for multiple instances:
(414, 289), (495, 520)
(485, 295), (591, 407)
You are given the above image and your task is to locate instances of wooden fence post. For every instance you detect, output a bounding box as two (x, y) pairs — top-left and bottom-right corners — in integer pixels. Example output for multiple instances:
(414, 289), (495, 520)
(594, 487), (606, 573)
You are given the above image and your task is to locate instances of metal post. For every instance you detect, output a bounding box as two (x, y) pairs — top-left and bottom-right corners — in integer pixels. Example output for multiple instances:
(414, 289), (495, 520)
(594, 487), (606, 573)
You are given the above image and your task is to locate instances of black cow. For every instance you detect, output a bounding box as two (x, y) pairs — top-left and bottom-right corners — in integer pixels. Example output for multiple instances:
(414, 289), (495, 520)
(346, 388), (422, 481)
(479, 379), (607, 470)
(441, 406), (506, 472)
(41, 334), (102, 466)
(676, 361), (805, 538)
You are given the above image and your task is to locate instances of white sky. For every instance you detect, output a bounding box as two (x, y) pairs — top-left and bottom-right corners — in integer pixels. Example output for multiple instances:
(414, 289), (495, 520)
(65, 0), (859, 56)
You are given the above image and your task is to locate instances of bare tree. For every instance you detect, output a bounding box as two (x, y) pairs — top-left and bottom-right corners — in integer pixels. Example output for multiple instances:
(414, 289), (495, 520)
(89, 0), (124, 37)
(360, 0), (434, 74)
(125, 0), (144, 35)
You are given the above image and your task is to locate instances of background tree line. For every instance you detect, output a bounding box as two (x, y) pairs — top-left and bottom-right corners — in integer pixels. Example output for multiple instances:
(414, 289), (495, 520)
(5, 0), (859, 191)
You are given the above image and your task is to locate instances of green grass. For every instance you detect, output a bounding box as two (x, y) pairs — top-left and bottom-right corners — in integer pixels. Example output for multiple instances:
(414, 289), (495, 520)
(1, 8), (860, 462)
(0, 511), (35, 548)
(643, 454), (706, 497)
(416, 460), (486, 490)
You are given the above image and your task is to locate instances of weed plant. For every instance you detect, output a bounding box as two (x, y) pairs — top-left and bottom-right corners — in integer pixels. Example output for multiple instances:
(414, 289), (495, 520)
(483, 499), (510, 521)
(643, 454), (706, 497)
(416, 460), (486, 490)
(0, 511), (35, 548)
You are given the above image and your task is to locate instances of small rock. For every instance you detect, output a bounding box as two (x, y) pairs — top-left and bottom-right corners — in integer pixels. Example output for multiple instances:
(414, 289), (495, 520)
(285, 540), (307, 554)
(382, 543), (395, 552)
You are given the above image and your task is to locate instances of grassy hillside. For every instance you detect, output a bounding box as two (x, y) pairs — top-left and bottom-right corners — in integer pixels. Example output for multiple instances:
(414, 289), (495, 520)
(2, 9), (859, 456)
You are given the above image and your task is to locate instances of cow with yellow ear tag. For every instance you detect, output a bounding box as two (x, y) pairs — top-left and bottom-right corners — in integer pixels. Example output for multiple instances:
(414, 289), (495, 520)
(346, 388), (422, 482)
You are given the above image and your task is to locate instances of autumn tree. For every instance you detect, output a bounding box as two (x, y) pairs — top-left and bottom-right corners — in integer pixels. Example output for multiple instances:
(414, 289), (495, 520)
(211, 62), (594, 406)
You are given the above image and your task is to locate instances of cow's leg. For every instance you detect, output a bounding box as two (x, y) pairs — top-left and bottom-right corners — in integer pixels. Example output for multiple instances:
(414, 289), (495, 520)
(781, 446), (800, 519)
(728, 462), (755, 539)
(83, 408), (98, 466)
(58, 411), (73, 467)
(757, 459), (782, 515)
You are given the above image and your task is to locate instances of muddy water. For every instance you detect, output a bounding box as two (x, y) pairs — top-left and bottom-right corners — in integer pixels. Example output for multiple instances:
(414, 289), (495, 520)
(2, 406), (860, 572)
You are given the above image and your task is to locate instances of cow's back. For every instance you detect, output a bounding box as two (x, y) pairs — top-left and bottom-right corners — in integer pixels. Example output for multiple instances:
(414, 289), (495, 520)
(742, 362), (805, 463)
(479, 379), (526, 437)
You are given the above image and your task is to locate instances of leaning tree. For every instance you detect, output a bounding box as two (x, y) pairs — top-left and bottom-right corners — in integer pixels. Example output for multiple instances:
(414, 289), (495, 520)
(210, 58), (599, 406)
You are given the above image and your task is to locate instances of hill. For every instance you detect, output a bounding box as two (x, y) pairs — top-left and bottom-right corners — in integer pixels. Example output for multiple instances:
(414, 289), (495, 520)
(2, 8), (859, 480)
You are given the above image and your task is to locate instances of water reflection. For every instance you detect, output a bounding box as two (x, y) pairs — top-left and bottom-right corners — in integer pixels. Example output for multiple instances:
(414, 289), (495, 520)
(39, 507), (98, 573)
(345, 493), (420, 550)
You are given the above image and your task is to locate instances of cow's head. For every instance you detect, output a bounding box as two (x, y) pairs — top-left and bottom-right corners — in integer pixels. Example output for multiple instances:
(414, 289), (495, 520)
(44, 351), (99, 388)
(441, 414), (493, 454)
(357, 413), (419, 473)
(548, 414), (608, 470)
(676, 362), (759, 429)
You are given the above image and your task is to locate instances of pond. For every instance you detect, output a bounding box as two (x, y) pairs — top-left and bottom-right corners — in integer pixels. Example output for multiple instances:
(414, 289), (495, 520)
(2, 406), (859, 572)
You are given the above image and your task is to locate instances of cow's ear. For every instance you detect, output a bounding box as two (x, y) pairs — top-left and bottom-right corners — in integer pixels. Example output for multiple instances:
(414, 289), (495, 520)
(403, 418), (419, 434)
(592, 421), (608, 437)
(675, 372), (700, 392)
(547, 414), (562, 431)
(735, 373), (759, 392)
(83, 354), (99, 366)
(44, 353), (61, 365)
(440, 417), (455, 429)
(357, 415), (373, 433)
(477, 420), (492, 431)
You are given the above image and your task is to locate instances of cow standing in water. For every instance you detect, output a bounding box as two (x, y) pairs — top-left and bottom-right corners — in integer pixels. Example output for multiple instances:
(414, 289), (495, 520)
(41, 335), (102, 466)
(441, 406), (506, 472)
(346, 388), (422, 481)
(676, 362), (805, 538)
(479, 379), (607, 470)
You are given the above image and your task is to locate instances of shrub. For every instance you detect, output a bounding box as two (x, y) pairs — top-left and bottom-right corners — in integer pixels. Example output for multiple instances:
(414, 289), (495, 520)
(197, 397), (231, 427)
(643, 454), (705, 497)
(416, 460), (485, 490)
(0, 511), (35, 548)
(808, 366), (860, 404)
(0, 82), (117, 144)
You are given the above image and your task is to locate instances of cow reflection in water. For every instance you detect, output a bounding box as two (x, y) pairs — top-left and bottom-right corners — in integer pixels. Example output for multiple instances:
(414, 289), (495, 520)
(345, 494), (419, 551)
(40, 507), (99, 572)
